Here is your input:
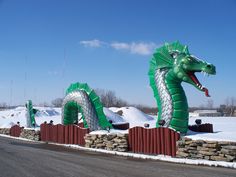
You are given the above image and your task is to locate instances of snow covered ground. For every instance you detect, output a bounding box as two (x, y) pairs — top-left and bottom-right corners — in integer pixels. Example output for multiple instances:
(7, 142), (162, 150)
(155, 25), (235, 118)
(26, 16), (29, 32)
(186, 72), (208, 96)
(187, 117), (236, 142)
(0, 106), (236, 142)
(1, 106), (236, 168)
(0, 107), (61, 128)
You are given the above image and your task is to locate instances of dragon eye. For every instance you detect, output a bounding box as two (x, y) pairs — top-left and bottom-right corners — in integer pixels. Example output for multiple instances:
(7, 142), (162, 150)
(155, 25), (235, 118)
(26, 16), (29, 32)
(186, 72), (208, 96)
(170, 52), (178, 59)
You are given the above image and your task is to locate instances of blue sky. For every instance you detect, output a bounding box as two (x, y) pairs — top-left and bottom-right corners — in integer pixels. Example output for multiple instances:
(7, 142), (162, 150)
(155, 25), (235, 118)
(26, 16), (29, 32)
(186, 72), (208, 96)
(0, 0), (235, 107)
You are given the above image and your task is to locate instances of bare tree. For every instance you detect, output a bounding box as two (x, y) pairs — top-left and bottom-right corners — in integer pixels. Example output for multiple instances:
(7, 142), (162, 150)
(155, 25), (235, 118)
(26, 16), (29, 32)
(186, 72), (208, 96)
(206, 99), (214, 109)
(51, 98), (63, 107)
(229, 97), (236, 116)
(116, 98), (128, 107)
(95, 89), (128, 107)
(105, 90), (116, 107)
(133, 104), (158, 115)
(0, 102), (8, 110)
(198, 104), (206, 109)
(225, 97), (236, 116)
(38, 102), (50, 107)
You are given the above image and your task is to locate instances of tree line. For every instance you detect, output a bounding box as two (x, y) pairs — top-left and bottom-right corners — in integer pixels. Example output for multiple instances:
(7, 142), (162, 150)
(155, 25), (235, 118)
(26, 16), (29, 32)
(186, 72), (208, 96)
(0, 91), (235, 116)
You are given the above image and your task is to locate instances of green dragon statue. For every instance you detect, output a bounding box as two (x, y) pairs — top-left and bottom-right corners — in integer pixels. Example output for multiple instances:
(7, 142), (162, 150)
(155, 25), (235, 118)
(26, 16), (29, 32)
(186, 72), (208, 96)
(148, 41), (216, 133)
(25, 100), (37, 128)
(62, 82), (112, 131)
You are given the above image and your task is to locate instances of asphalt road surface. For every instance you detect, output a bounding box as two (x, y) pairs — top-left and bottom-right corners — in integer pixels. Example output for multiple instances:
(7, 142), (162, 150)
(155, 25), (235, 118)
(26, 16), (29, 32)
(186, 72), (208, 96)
(0, 136), (235, 177)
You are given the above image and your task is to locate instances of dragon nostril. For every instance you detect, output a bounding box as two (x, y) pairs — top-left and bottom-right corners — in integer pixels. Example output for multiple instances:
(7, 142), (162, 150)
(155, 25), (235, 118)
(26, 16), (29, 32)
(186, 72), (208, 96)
(206, 64), (212, 69)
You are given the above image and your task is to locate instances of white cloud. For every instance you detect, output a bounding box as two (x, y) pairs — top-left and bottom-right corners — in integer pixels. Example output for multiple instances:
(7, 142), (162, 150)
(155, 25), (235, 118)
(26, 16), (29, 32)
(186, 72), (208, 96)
(80, 39), (105, 48)
(80, 39), (158, 55)
(130, 42), (157, 55)
(110, 42), (130, 50)
(111, 42), (157, 55)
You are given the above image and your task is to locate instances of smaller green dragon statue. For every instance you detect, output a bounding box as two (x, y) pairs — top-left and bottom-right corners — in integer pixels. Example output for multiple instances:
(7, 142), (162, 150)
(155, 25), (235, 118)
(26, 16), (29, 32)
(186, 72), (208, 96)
(25, 100), (37, 128)
(149, 41), (216, 133)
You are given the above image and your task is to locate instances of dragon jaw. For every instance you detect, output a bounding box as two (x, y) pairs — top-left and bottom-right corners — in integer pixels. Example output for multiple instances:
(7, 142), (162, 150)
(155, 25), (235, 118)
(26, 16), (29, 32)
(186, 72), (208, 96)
(187, 70), (215, 97)
(173, 57), (216, 97)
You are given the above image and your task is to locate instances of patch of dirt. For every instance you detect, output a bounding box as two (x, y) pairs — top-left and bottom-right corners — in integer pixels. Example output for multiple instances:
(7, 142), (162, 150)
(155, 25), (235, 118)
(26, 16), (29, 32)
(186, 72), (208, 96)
(116, 110), (123, 116)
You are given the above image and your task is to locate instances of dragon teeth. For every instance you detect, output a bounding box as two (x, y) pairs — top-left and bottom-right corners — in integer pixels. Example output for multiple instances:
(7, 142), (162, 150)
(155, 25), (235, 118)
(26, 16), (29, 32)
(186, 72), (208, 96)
(201, 71), (209, 77)
(197, 84), (204, 90)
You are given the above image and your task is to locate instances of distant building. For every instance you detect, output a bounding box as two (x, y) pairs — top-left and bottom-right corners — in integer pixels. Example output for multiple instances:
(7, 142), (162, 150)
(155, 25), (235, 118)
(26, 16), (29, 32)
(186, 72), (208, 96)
(233, 110), (236, 117)
(189, 110), (222, 117)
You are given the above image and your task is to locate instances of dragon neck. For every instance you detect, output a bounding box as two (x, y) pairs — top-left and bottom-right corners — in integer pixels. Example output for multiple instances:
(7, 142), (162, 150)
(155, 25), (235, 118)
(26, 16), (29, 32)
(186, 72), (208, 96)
(62, 90), (100, 131)
(154, 69), (189, 132)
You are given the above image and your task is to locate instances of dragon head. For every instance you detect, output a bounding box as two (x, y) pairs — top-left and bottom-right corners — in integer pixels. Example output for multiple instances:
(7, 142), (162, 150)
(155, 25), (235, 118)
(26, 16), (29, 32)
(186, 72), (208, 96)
(153, 41), (216, 97)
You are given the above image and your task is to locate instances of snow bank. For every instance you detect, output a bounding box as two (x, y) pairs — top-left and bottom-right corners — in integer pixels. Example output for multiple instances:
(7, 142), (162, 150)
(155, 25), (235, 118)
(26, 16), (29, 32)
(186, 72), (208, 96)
(109, 107), (156, 128)
(187, 116), (236, 142)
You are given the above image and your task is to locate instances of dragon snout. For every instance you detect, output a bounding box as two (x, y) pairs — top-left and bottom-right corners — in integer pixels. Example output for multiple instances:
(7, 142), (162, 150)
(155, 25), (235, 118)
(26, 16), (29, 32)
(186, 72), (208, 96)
(206, 64), (212, 69)
(204, 64), (216, 75)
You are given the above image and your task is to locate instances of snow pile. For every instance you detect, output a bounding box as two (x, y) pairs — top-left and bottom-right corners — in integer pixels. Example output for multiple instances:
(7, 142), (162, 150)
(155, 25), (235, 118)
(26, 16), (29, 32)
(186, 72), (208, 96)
(103, 107), (125, 123)
(34, 107), (61, 126)
(109, 107), (156, 128)
(35, 107), (60, 117)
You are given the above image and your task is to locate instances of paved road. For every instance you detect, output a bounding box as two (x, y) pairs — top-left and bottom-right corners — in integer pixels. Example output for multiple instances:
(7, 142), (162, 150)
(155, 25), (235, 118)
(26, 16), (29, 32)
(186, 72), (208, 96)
(0, 136), (235, 177)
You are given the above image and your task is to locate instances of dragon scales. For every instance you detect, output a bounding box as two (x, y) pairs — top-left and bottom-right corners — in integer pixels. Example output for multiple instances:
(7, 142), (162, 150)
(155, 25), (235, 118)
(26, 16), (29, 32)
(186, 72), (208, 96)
(148, 42), (216, 133)
(61, 82), (112, 131)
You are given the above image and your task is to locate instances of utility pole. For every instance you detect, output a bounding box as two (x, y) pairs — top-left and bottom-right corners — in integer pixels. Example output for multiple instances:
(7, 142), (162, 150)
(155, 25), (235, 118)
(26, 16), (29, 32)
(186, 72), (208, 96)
(10, 80), (13, 107)
(24, 56), (28, 102)
(62, 48), (66, 97)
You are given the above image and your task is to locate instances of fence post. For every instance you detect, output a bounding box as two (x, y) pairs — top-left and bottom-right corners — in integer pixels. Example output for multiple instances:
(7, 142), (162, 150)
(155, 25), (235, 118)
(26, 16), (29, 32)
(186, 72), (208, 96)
(73, 126), (78, 144)
(68, 125), (74, 144)
(57, 124), (65, 144)
(52, 125), (58, 143)
(160, 127), (165, 154)
(131, 128), (135, 152)
(138, 127), (143, 153)
(40, 124), (45, 141)
(10, 125), (22, 137)
(64, 125), (69, 144)
(128, 128), (132, 151)
(150, 128), (155, 154)
(164, 128), (171, 156)
(170, 130), (175, 157)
